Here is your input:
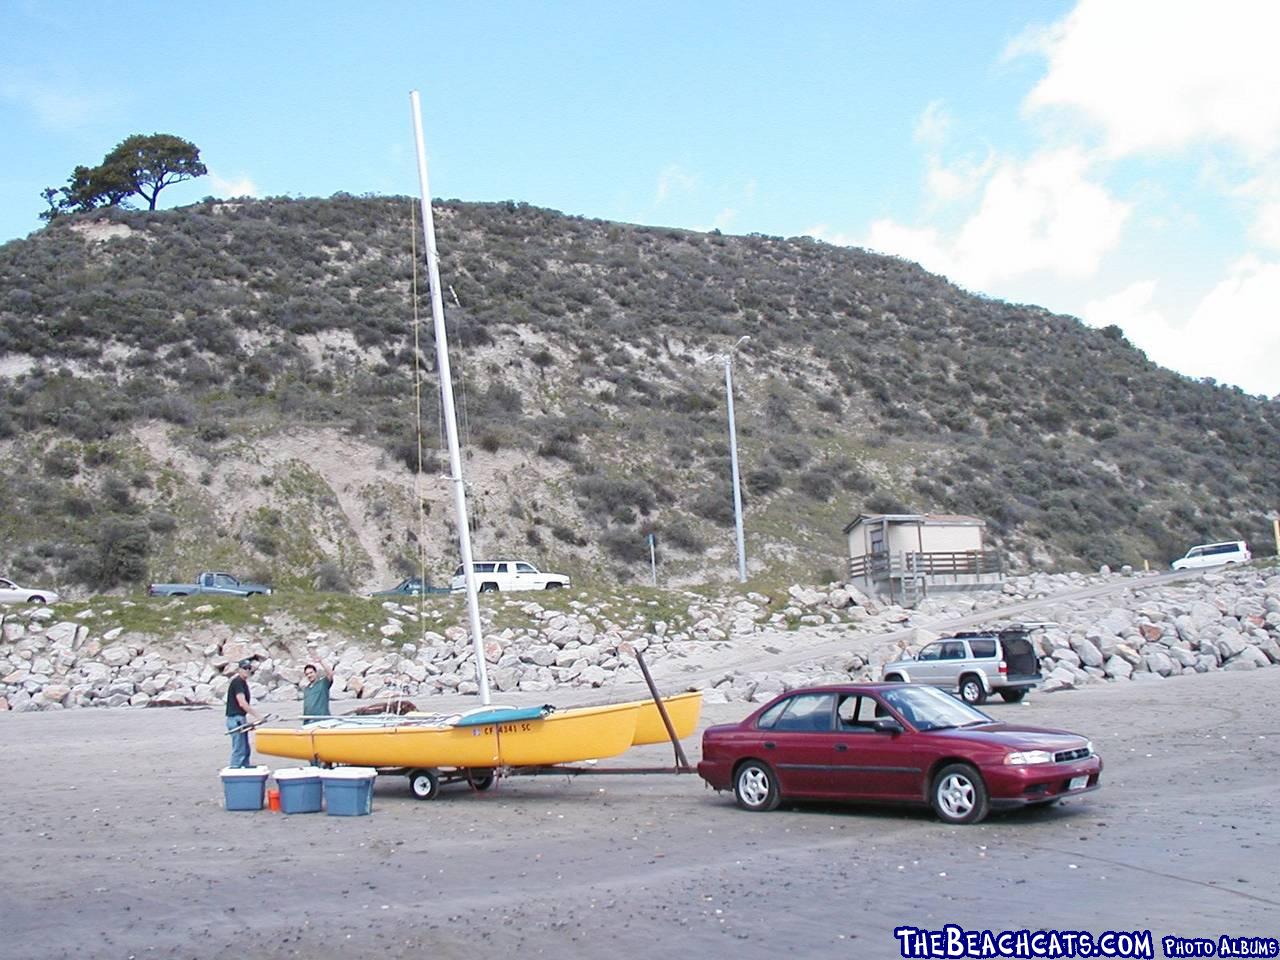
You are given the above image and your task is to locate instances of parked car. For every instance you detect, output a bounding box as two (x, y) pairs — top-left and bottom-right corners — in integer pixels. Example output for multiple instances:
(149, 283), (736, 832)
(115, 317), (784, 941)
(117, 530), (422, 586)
(450, 560), (570, 593)
(697, 682), (1101, 824)
(881, 627), (1042, 705)
(0, 577), (60, 605)
(146, 571), (272, 598)
(371, 576), (451, 598)
(1171, 540), (1251, 571)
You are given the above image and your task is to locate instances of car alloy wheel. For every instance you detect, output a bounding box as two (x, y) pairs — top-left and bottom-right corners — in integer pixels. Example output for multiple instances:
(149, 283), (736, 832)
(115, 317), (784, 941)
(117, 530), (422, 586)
(958, 675), (986, 705)
(931, 763), (990, 824)
(733, 760), (780, 812)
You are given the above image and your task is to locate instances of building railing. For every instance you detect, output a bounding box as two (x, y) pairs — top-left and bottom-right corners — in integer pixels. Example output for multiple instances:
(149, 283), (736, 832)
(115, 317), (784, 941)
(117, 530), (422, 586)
(848, 550), (1002, 582)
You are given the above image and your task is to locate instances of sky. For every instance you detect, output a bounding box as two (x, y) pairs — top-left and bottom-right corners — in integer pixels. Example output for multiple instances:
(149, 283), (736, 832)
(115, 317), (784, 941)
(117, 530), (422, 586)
(3, 0), (1279, 396)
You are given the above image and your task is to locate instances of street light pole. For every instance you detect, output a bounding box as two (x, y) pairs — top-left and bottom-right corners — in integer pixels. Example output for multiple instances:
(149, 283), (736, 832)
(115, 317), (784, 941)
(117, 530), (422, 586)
(725, 336), (750, 583)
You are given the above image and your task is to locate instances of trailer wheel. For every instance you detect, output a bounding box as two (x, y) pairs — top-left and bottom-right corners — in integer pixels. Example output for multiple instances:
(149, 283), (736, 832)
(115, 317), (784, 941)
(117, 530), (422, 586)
(466, 768), (496, 791)
(408, 768), (439, 800)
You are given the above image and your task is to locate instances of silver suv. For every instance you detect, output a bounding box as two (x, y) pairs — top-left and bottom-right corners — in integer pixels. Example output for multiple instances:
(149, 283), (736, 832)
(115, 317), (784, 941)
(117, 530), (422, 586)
(881, 628), (1042, 705)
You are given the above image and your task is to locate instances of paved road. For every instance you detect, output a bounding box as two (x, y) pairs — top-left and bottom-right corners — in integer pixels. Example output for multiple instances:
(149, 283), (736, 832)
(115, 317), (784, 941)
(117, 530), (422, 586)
(1, 662), (1275, 960)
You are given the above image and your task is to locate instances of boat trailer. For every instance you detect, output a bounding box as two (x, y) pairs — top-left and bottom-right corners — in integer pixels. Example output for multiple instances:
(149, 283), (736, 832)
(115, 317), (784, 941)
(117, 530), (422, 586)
(378, 650), (696, 801)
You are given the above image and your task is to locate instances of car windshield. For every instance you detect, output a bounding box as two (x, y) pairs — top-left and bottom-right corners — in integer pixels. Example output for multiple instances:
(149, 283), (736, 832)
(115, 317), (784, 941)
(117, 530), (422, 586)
(880, 685), (992, 731)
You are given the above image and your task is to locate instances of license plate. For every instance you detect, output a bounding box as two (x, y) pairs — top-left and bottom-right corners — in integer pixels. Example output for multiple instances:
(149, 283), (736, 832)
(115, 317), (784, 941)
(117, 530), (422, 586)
(1068, 775), (1089, 791)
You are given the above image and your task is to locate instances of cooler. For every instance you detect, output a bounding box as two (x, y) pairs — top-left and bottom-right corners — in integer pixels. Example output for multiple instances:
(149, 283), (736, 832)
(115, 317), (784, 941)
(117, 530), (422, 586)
(320, 767), (377, 816)
(220, 766), (270, 811)
(273, 767), (324, 814)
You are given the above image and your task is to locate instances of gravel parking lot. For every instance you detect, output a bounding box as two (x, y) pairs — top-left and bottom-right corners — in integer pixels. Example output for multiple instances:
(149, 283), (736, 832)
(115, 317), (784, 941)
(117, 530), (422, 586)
(2, 668), (1277, 960)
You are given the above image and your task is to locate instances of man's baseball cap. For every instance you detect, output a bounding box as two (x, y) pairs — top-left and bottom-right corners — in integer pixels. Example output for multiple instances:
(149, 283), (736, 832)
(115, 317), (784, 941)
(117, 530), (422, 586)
(238, 659), (254, 670)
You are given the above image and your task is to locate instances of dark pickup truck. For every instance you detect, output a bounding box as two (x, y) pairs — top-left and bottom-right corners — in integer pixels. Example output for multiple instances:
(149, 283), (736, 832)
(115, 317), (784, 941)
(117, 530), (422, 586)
(147, 572), (272, 598)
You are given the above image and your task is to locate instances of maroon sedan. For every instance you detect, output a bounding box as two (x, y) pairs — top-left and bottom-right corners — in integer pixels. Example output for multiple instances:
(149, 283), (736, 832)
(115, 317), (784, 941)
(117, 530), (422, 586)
(697, 683), (1101, 824)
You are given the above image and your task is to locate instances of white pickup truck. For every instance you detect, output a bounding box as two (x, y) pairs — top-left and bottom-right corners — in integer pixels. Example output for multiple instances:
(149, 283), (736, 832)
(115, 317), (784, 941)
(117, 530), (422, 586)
(450, 560), (571, 593)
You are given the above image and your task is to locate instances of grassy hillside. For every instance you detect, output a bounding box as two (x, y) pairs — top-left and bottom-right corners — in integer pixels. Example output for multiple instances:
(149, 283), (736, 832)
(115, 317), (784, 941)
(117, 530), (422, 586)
(1, 195), (1277, 594)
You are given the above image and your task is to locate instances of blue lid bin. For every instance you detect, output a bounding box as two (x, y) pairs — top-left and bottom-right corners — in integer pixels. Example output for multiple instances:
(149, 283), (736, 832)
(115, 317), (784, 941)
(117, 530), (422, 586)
(321, 767), (377, 816)
(273, 767), (324, 814)
(220, 766), (270, 811)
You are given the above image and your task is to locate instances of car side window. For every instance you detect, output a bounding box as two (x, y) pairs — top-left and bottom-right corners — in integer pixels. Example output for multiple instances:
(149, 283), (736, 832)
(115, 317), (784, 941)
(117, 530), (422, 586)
(516, 562), (536, 573)
(772, 693), (835, 732)
(0, 579), (13, 588)
(940, 641), (966, 660)
(917, 643), (941, 661)
(1187, 547), (1203, 557)
(755, 700), (789, 730)
(837, 695), (880, 732)
(968, 638), (997, 658)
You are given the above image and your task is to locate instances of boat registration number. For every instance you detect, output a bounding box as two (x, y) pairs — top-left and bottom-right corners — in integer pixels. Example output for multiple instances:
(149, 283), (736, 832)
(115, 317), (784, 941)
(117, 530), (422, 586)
(1068, 775), (1089, 791)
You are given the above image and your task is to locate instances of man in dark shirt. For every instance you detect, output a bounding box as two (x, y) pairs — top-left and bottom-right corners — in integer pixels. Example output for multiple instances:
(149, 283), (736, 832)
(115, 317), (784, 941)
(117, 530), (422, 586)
(301, 655), (334, 724)
(225, 659), (263, 768)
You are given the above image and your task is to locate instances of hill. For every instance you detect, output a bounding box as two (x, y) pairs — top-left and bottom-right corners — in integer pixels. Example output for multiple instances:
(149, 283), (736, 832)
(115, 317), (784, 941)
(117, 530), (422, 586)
(1, 195), (1278, 595)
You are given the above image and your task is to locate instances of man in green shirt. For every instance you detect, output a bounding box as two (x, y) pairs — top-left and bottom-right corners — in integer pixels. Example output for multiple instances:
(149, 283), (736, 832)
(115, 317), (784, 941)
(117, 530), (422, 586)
(301, 655), (334, 724)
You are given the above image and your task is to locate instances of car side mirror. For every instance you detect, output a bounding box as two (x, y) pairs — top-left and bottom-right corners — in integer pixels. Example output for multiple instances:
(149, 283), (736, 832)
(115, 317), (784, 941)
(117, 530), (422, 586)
(872, 717), (903, 734)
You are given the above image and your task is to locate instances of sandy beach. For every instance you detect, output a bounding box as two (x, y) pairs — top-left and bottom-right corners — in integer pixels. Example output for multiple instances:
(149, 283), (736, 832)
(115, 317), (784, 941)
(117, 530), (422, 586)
(1, 668), (1277, 960)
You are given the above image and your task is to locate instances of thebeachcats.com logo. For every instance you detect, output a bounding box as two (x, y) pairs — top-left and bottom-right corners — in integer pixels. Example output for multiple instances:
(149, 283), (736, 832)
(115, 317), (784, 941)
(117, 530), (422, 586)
(893, 926), (1279, 959)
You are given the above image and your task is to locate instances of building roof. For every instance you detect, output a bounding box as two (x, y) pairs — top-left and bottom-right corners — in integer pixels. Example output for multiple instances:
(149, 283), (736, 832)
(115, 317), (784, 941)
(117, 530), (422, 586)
(842, 513), (985, 534)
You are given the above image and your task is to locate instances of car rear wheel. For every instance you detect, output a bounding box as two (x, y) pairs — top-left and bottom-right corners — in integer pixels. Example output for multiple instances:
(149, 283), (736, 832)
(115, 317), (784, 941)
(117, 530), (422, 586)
(26, 595), (47, 604)
(479, 582), (498, 593)
(408, 768), (439, 801)
(466, 768), (496, 791)
(998, 688), (1027, 703)
(884, 673), (904, 683)
(931, 763), (989, 824)
(958, 674), (986, 705)
(733, 760), (781, 812)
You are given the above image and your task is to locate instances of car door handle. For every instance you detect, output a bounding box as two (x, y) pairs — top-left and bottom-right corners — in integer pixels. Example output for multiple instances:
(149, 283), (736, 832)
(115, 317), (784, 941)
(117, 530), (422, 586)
(763, 741), (776, 750)
(835, 743), (848, 751)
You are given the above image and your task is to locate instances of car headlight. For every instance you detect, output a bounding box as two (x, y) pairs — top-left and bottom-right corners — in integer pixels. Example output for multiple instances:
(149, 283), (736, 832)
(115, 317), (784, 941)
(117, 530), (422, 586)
(1005, 750), (1055, 765)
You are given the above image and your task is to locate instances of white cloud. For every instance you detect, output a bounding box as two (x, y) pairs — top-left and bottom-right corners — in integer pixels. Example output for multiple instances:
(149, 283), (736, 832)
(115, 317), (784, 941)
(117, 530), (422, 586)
(913, 100), (950, 147)
(924, 152), (995, 206)
(209, 171), (259, 198)
(655, 164), (696, 204)
(0, 73), (115, 130)
(1082, 263), (1280, 396)
(1020, 0), (1280, 159)
(801, 223), (861, 247)
(863, 148), (1130, 291)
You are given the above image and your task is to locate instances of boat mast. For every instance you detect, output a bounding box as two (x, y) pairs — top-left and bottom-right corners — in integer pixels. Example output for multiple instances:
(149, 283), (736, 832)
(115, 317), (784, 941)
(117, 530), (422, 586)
(409, 90), (491, 705)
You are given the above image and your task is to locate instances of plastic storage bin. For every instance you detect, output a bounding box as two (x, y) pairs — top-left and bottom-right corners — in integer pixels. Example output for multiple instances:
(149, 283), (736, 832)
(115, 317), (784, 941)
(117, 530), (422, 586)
(273, 767), (324, 814)
(321, 767), (377, 816)
(220, 766), (270, 811)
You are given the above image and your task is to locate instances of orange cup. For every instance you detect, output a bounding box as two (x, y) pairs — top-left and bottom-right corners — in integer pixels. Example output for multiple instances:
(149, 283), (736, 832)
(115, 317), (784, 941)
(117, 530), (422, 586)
(266, 787), (281, 812)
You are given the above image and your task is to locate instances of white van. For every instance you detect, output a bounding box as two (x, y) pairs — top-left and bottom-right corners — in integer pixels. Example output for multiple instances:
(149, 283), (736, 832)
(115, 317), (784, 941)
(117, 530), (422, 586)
(1171, 541), (1251, 571)
(450, 560), (571, 593)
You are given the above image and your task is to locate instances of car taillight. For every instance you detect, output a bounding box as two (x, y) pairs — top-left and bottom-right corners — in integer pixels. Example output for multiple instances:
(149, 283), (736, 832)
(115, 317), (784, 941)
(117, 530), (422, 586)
(998, 661), (1008, 674)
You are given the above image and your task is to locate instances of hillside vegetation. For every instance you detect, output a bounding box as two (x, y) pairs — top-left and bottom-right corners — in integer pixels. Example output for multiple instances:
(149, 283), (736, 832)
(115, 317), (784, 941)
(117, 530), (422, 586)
(1, 195), (1277, 595)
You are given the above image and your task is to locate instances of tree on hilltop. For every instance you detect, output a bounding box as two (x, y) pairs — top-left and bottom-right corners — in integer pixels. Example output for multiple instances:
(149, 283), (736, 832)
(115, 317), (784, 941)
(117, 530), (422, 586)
(40, 133), (207, 221)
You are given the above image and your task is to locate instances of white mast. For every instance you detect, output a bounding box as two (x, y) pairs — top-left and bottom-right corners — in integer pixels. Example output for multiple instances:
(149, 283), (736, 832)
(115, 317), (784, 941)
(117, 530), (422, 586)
(409, 90), (491, 705)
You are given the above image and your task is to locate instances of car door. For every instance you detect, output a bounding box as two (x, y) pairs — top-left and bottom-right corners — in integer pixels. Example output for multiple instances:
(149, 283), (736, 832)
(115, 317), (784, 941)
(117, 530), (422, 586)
(830, 694), (923, 799)
(754, 692), (841, 798)
(910, 642), (944, 684)
(514, 562), (539, 589)
(0, 578), (17, 603)
(208, 573), (240, 596)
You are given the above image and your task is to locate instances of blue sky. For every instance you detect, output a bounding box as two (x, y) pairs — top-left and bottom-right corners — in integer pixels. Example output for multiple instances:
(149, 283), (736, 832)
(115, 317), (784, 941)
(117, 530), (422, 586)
(4, 0), (1279, 395)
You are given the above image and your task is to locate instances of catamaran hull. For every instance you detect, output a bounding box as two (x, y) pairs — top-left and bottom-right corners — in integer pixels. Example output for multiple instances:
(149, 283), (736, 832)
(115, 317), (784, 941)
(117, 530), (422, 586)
(631, 690), (702, 745)
(255, 701), (643, 769)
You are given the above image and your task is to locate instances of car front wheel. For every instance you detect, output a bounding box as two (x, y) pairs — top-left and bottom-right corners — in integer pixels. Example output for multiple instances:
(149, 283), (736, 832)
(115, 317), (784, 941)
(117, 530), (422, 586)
(958, 674), (986, 705)
(931, 763), (989, 824)
(733, 760), (781, 812)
